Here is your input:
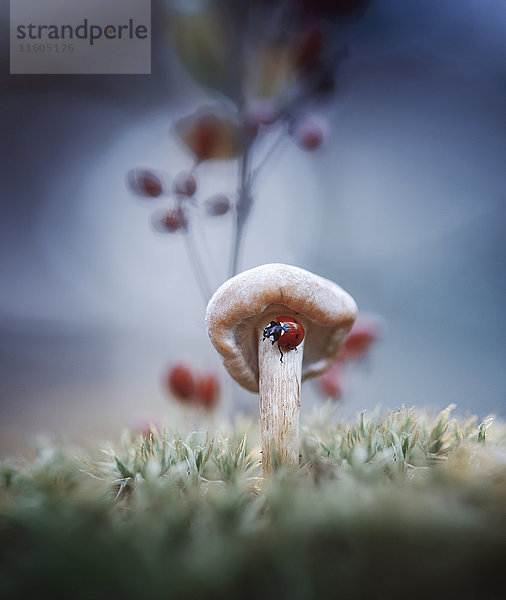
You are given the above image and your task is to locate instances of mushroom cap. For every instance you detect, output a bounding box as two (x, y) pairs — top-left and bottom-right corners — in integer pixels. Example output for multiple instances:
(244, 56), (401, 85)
(206, 263), (358, 392)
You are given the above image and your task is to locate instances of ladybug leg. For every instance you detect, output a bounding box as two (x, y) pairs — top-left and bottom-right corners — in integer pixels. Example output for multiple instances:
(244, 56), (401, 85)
(278, 343), (284, 363)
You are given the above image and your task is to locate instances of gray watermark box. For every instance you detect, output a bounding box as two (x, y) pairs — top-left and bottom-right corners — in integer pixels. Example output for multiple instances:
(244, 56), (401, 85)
(10, 0), (151, 74)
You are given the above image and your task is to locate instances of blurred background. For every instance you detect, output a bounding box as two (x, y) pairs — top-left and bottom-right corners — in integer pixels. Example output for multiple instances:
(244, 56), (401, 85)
(1, 0), (505, 455)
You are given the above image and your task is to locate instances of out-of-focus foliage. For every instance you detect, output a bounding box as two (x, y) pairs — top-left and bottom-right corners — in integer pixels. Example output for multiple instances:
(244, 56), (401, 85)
(1, 406), (506, 599)
(167, 2), (238, 99)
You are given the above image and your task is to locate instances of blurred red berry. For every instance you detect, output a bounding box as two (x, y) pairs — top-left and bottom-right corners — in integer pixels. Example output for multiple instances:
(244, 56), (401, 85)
(343, 330), (375, 359)
(166, 364), (195, 402)
(127, 168), (164, 198)
(151, 207), (186, 233)
(195, 373), (220, 410)
(316, 315), (383, 401)
(204, 194), (231, 216)
(318, 362), (343, 399)
(341, 315), (383, 361)
(293, 115), (327, 150)
(173, 171), (197, 197)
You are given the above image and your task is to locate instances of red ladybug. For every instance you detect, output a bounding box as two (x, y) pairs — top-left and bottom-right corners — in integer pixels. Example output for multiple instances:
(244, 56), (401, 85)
(262, 316), (305, 362)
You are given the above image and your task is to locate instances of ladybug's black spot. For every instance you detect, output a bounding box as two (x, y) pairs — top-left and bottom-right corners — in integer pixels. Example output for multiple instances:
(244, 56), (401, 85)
(295, 333), (299, 339)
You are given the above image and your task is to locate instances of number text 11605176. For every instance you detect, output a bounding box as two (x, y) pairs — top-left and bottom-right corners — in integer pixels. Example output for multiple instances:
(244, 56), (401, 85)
(18, 43), (75, 53)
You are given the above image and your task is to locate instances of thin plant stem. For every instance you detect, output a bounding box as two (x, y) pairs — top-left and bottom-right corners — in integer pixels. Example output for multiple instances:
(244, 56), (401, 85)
(250, 126), (287, 183)
(229, 141), (253, 277)
(229, 216), (245, 279)
(191, 204), (221, 286)
(183, 223), (213, 303)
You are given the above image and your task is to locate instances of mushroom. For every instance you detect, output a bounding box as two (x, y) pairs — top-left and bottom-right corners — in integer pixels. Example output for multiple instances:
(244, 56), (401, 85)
(206, 263), (357, 472)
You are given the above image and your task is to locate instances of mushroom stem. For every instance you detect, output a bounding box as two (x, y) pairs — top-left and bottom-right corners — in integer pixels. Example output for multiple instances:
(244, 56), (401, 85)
(258, 329), (304, 472)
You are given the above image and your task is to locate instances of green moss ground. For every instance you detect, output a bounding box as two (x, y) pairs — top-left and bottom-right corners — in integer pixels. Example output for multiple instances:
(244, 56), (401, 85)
(1, 406), (506, 599)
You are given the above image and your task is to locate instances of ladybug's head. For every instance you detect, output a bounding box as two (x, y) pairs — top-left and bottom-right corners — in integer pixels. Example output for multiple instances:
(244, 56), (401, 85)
(262, 320), (283, 343)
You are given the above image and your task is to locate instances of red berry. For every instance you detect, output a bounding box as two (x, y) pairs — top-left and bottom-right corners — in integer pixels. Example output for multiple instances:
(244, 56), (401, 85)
(127, 168), (164, 198)
(341, 315), (383, 361)
(195, 374), (220, 410)
(173, 172), (197, 197)
(166, 364), (195, 402)
(204, 194), (231, 216)
(152, 208), (186, 233)
(161, 210), (186, 232)
(293, 116), (326, 151)
(318, 362), (343, 399)
(319, 373), (343, 399)
(343, 330), (375, 358)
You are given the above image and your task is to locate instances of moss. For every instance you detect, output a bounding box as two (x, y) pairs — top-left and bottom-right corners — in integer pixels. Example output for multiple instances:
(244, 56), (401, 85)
(1, 406), (505, 599)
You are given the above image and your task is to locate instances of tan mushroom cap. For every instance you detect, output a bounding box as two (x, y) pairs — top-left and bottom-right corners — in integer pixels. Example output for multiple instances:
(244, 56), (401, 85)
(206, 263), (358, 392)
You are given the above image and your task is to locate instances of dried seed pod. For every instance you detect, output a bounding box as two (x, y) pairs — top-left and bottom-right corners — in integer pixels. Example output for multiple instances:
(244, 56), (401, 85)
(204, 194), (231, 216)
(175, 108), (242, 162)
(173, 171), (197, 197)
(127, 168), (164, 198)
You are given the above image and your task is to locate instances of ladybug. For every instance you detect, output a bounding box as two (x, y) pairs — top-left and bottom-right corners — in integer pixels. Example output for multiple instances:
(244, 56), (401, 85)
(262, 316), (305, 362)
